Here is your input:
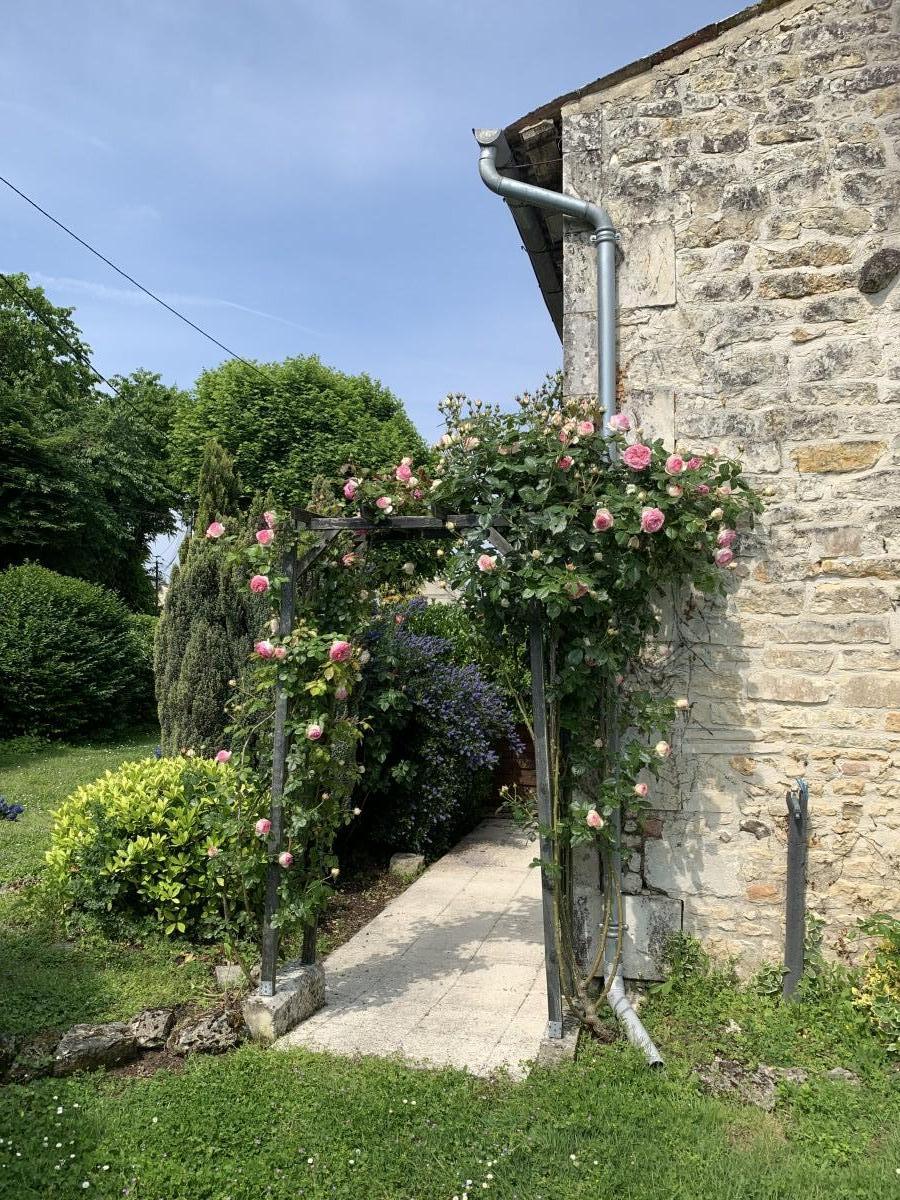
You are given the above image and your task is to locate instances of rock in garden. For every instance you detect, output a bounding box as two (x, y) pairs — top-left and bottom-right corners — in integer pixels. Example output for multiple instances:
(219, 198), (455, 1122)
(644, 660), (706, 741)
(53, 1022), (138, 1076)
(167, 1010), (244, 1056)
(389, 852), (425, 879)
(825, 1066), (860, 1084)
(127, 1008), (176, 1050)
(695, 1056), (808, 1110)
(215, 964), (247, 989)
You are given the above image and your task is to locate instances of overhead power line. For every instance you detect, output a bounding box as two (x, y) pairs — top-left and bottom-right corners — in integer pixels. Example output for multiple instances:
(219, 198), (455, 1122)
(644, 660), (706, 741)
(0, 172), (272, 381)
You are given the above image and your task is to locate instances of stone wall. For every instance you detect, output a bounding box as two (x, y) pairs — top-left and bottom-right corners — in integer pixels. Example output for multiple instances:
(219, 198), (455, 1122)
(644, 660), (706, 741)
(559, 0), (900, 968)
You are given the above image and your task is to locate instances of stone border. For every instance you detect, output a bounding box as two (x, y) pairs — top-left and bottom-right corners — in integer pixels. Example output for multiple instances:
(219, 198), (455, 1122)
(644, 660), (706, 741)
(242, 960), (325, 1042)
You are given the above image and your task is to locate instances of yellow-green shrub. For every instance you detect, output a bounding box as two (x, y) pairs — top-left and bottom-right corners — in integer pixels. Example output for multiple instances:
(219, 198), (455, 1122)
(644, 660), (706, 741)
(45, 756), (268, 939)
(853, 914), (900, 1057)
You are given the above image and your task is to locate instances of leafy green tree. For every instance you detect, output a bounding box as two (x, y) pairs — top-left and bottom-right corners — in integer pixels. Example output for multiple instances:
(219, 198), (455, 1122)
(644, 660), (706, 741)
(0, 275), (182, 610)
(171, 355), (428, 509)
(154, 441), (266, 755)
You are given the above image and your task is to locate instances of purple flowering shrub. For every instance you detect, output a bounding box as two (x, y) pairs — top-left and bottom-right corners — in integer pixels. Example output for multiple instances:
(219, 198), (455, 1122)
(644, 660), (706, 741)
(357, 602), (522, 857)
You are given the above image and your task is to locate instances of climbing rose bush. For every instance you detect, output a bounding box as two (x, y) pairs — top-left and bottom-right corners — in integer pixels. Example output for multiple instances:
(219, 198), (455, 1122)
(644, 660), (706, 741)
(431, 381), (762, 842)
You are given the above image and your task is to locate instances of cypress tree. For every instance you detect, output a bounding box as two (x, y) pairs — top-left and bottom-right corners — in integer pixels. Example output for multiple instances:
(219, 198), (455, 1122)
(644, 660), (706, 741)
(154, 441), (266, 755)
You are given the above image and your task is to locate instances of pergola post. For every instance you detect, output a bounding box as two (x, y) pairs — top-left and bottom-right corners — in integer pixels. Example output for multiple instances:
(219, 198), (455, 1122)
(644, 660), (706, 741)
(528, 612), (564, 1039)
(259, 543), (298, 997)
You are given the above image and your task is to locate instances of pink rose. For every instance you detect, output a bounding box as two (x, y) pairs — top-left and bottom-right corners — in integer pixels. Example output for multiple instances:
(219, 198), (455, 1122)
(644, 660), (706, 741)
(477, 553), (497, 572)
(695, 484), (710, 496)
(557, 455), (574, 471)
(375, 495), (392, 510)
(394, 463), (412, 482)
(714, 547), (734, 566)
(263, 510), (277, 529)
(335, 685), (349, 701)
(592, 508), (614, 532)
(343, 479), (358, 500)
(255, 528), (274, 546)
(622, 443), (652, 471)
(255, 818), (271, 837)
(214, 749), (232, 764)
(633, 782), (649, 798)
(250, 574), (270, 594)
(205, 521), (225, 539)
(640, 507), (665, 534)
(273, 646), (287, 660)
(717, 483), (733, 497)
(329, 640), (352, 663)
(307, 724), (323, 740)
(666, 484), (683, 499)
(413, 488), (424, 500)
(577, 420), (595, 436)
(609, 413), (631, 433)
(463, 437), (480, 450)
(586, 809), (604, 829)
(686, 457), (702, 471)
(254, 640), (275, 659)
(341, 552), (357, 567)
(655, 740), (671, 758)
(717, 528), (737, 548)
(278, 851), (293, 869)
(558, 428), (572, 445)
(665, 454), (685, 476)
(571, 581), (589, 599)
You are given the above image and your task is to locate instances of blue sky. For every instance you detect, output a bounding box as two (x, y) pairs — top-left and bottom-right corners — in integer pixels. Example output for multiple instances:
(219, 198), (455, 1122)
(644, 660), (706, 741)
(4, 0), (737, 444)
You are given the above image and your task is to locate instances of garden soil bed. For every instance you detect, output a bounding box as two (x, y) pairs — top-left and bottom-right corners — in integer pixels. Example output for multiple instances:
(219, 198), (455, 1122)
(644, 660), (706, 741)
(316, 861), (410, 957)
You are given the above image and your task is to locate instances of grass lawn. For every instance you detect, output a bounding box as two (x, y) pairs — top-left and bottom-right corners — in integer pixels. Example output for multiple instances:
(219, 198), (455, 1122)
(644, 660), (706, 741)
(0, 732), (217, 1040)
(1, 735), (897, 1199)
(0, 1023), (897, 1200)
(0, 733), (159, 885)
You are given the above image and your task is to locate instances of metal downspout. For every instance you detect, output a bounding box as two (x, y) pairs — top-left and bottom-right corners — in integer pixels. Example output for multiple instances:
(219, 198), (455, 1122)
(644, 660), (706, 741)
(474, 129), (663, 1068)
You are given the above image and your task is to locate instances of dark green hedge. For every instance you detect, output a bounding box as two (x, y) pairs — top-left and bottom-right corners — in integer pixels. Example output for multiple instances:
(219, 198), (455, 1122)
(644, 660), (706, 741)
(0, 564), (154, 738)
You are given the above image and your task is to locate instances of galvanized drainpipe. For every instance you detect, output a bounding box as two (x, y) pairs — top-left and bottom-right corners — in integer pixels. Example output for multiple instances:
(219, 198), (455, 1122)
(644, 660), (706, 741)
(474, 129), (663, 1068)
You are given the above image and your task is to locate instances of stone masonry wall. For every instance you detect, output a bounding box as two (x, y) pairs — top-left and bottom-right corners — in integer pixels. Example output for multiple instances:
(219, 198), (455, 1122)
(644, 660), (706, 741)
(559, 0), (900, 968)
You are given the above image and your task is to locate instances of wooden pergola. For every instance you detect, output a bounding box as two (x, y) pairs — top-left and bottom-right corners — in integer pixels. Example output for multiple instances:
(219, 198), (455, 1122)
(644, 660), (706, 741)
(256, 509), (564, 1040)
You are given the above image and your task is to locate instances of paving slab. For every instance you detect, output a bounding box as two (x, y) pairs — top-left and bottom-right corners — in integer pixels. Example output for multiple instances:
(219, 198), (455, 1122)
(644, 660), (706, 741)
(276, 818), (551, 1076)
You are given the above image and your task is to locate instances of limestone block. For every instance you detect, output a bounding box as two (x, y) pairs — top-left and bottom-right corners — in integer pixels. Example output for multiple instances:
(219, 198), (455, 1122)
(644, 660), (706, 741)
(618, 223), (676, 309)
(810, 583), (893, 614)
(389, 852), (425, 879)
(622, 895), (684, 982)
(243, 961), (325, 1043)
(791, 441), (885, 472)
(838, 676), (900, 709)
(169, 1010), (244, 1056)
(127, 1009), (175, 1051)
(757, 270), (854, 299)
(54, 1022), (137, 1076)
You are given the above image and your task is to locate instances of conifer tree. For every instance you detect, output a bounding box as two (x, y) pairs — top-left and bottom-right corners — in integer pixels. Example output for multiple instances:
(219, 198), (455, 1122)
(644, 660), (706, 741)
(154, 441), (266, 755)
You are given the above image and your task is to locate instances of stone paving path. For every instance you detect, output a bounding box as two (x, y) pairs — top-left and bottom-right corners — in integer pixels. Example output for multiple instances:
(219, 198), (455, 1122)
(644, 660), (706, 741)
(277, 818), (548, 1076)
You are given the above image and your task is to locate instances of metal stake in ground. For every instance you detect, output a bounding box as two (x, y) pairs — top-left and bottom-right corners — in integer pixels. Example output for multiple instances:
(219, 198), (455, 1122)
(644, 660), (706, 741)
(259, 544), (298, 997)
(783, 777), (809, 1000)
